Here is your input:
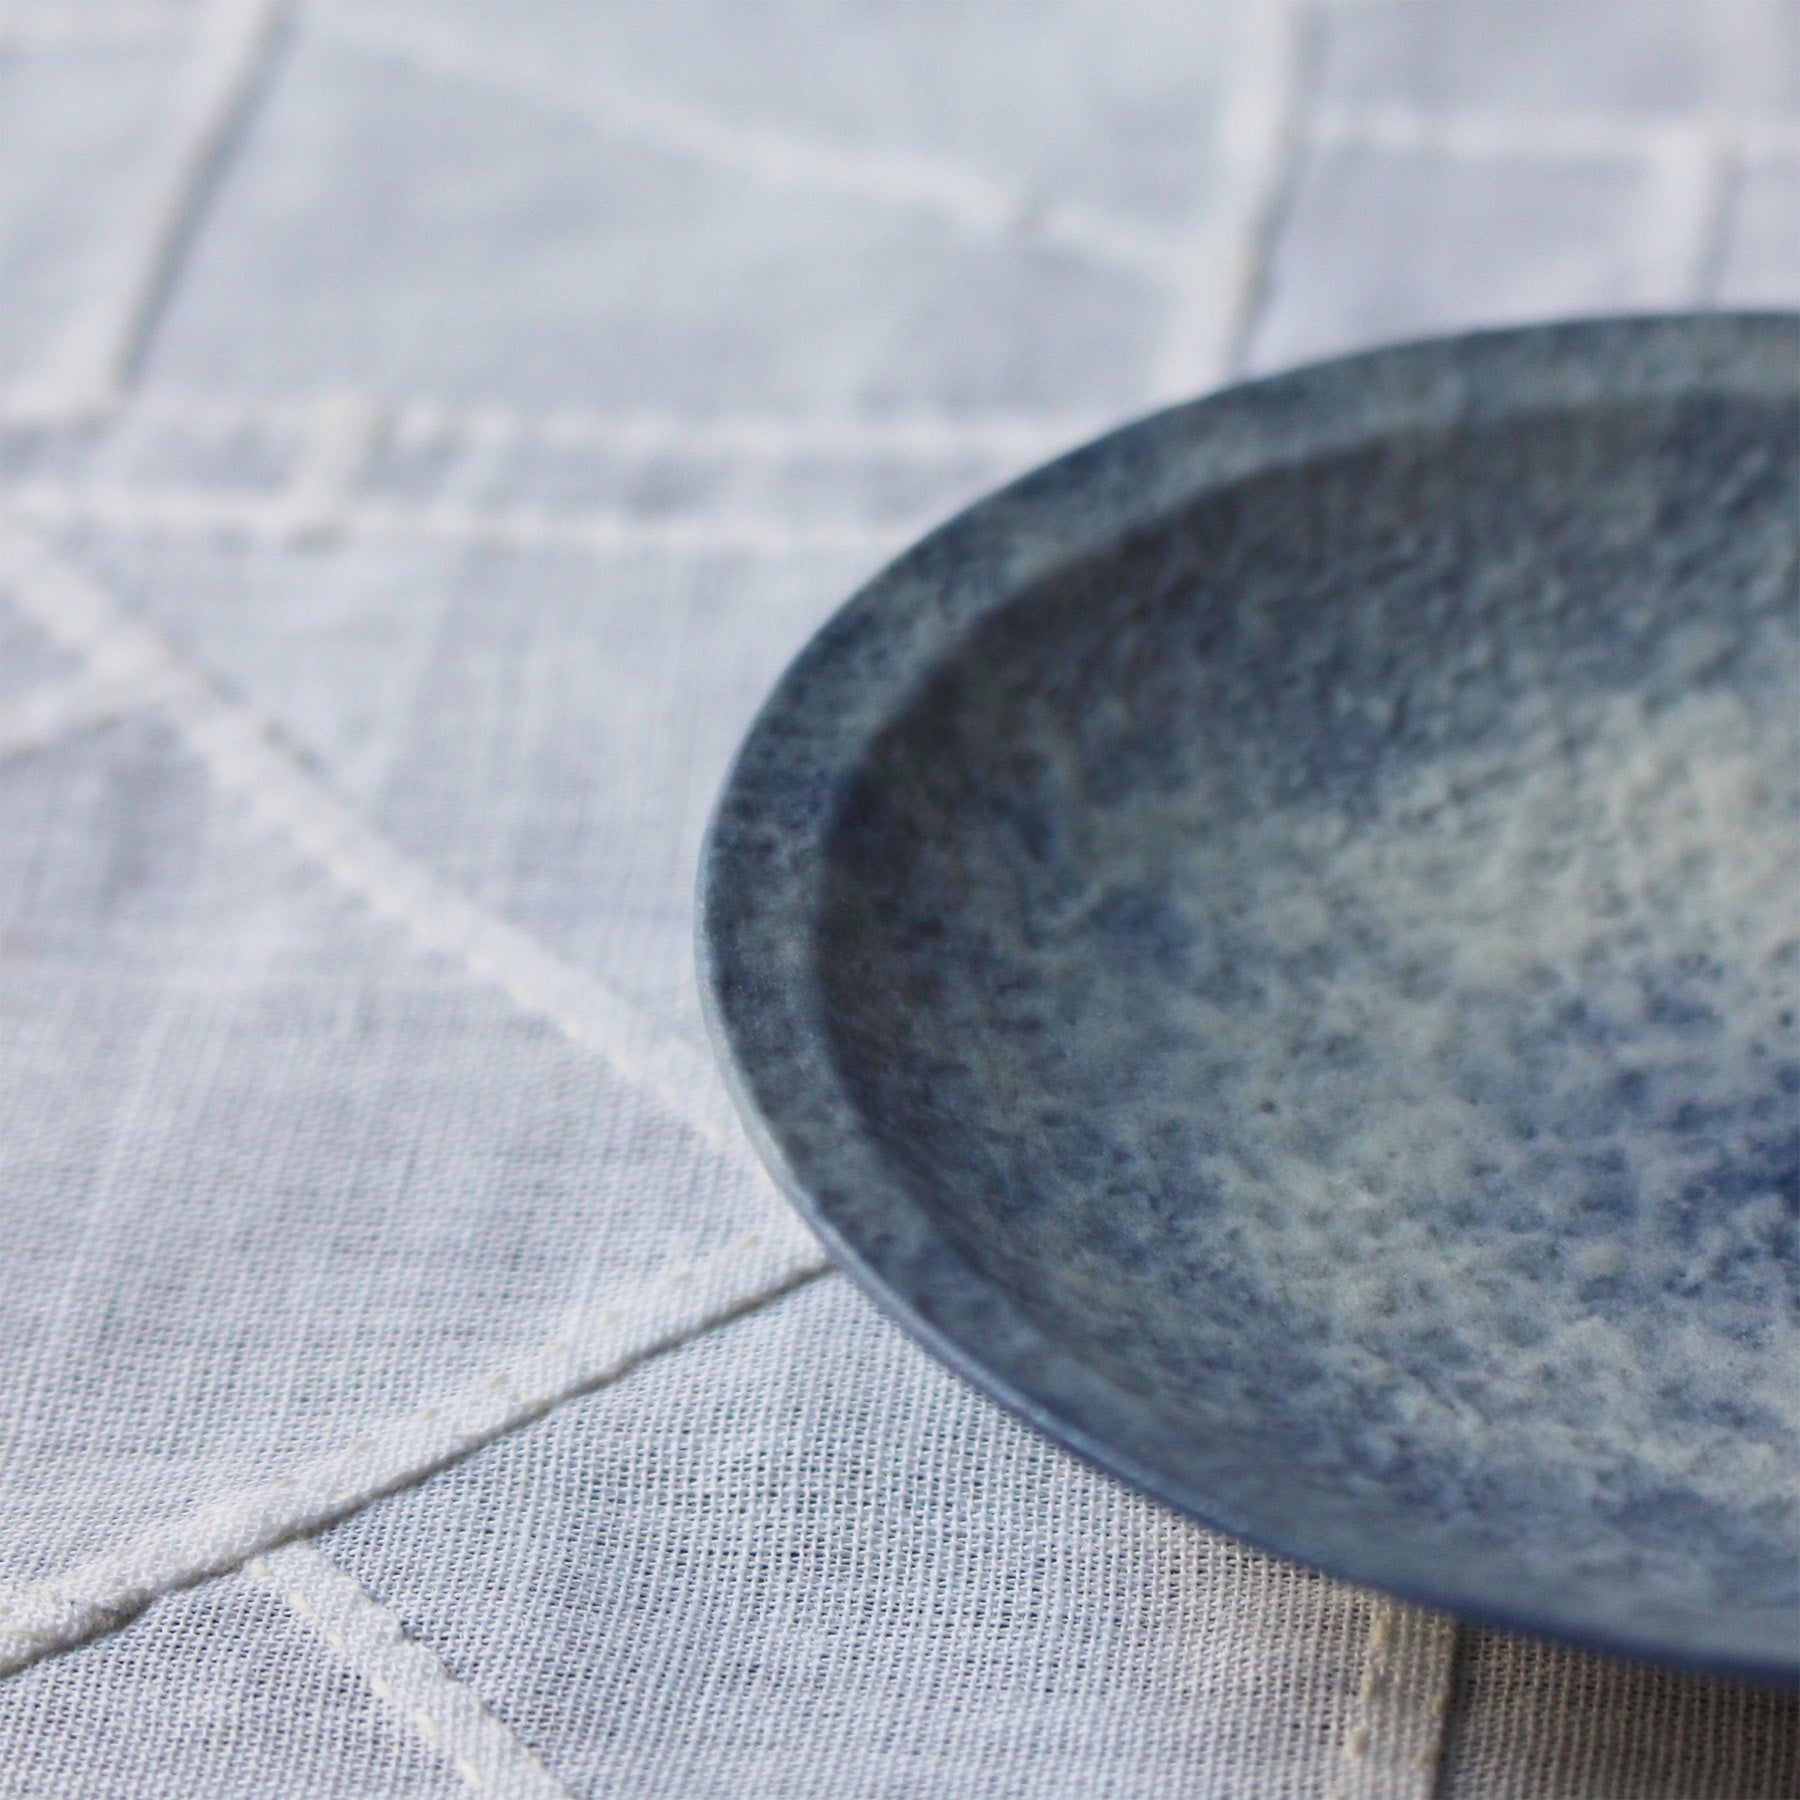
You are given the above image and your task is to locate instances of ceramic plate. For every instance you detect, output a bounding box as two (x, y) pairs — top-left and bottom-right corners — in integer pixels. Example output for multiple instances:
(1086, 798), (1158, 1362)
(700, 315), (1799, 1683)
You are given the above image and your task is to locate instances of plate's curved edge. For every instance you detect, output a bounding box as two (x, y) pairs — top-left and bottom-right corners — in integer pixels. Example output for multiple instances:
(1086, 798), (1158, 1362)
(697, 312), (1800, 1686)
(697, 945), (1800, 1689)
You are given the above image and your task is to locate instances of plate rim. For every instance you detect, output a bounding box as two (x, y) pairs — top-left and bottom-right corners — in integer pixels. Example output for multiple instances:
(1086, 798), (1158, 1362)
(698, 311), (1800, 1687)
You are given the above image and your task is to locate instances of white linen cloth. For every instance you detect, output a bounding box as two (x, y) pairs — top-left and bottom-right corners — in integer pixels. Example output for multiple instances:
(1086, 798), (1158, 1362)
(0, 3), (1795, 1794)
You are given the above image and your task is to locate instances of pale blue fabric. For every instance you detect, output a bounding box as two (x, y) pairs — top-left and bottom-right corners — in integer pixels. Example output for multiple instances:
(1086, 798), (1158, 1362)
(0, 5), (1795, 1796)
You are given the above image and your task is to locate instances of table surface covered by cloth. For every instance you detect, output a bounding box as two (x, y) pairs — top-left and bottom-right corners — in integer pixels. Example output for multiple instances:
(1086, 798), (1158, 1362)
(0, 3), (1796, 1796)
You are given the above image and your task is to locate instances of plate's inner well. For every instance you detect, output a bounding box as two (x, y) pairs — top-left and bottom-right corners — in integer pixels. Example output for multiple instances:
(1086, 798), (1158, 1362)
(818, 394), (1798, 1649)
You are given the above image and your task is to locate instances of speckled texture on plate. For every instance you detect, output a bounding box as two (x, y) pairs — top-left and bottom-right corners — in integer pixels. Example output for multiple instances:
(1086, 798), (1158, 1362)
(700, 314), (1800, 1684)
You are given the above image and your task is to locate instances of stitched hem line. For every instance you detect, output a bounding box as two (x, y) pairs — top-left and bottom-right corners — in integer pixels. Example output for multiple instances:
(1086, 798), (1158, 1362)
(1150, 0), (1311, 398)
(0, 1221), (833, 1676)
(1327, 1599), (1461, 1800)
(0, 389), (1110, 464)
(1, 480), (917, 556)
(326, 9), (1187, 287)
(7, 0), (285, 422)
(249, 1541), (577, 1799)
(0, 663), (181, 761)
(0, 528), (743, 1157)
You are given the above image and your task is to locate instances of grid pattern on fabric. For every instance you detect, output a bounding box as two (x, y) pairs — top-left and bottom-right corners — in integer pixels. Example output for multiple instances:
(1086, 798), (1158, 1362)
(0, 705), (774, 1589)
(65, 531), (891, 1034)
(0, 33), (187, 390)
(0, 0), (1796, 1795)
(0, 1568), (462, 1800)
(135, 7), (1201, 413)
(1438, 1630), (1800, 1800)
(320, 1279), (1380, 1800)
(1332, 1604), (1460, 1800)
(245, 1543), (578, 1800)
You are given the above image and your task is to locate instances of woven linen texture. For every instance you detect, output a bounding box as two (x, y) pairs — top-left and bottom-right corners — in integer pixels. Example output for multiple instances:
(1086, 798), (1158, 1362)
(2, 1), (1797, 1795)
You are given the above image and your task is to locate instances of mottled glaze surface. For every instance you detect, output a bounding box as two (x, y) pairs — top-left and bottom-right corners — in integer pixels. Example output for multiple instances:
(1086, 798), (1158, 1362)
(700, 316), (1800, 1682)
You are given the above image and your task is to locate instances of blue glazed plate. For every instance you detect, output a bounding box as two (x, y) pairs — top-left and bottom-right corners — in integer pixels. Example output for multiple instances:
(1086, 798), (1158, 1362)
(700, 316), (1799, 1684)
